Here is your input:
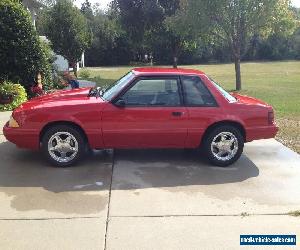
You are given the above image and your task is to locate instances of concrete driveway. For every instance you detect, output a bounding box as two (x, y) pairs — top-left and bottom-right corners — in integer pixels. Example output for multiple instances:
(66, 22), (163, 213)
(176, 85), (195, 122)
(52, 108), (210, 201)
(0, 111), (299, 250)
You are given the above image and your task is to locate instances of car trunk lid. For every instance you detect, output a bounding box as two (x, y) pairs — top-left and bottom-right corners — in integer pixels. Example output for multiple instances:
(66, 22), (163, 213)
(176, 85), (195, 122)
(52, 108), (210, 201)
(231, 93), (270, 107)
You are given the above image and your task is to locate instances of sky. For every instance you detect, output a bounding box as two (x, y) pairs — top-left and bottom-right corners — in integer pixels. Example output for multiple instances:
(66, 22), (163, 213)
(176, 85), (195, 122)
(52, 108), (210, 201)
(292, 0), (300, 7)
(74, 0), (300, 9)
(74, 0), (112, 9)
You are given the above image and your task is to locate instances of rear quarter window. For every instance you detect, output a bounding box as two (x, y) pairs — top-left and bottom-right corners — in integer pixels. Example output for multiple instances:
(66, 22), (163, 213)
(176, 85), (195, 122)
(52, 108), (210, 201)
(181, 76), (217, 107)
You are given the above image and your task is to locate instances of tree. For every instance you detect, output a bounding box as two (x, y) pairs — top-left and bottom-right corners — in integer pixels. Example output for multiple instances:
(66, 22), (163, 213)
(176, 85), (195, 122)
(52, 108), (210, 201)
(22, 0), (43, 9)
(0, 0), (52, 91)
(112, 0), (164, 57)
(80, 3), (132, 66)
(43, 0), (91, 76)
(189, 0), (297, 90)
(162, 0), (199, 68)
(113, 0), (201, 67)
(36, 0), (56, 7)
(81, 0), (93, 20)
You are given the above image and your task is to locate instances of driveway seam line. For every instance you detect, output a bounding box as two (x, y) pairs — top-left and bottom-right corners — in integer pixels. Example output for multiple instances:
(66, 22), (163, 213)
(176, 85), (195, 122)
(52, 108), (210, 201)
(109, 213), (296, 218)
(0, 216), (101, 221)
(103, 149), (115, 250)
(0, 213), (295, 221)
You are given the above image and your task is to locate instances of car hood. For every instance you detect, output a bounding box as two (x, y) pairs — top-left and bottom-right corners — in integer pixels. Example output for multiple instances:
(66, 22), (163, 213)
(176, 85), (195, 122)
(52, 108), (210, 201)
(16, 88), (104, 111)
(231, 93), (270, 107)
(33, 88), (91, 102)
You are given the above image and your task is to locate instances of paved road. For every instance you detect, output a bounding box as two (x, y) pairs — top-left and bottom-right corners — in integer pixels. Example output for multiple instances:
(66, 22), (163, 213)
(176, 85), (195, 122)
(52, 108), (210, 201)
(0, 111), (300, 250)
(64, 80), (96, 90)
(78, 80), (96, 88)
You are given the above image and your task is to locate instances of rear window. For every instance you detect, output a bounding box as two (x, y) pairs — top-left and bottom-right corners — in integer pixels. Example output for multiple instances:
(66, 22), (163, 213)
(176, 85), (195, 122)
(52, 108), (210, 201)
(209, 78), (237, 103)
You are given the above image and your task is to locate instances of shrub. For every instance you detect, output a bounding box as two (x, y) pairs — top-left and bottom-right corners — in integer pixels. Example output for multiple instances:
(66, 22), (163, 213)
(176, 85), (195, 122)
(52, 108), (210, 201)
(51, 73), (68, 91)
(0, 0), (52, 93)
(0, 82), (28, 111)
(79, 69), (91, 79)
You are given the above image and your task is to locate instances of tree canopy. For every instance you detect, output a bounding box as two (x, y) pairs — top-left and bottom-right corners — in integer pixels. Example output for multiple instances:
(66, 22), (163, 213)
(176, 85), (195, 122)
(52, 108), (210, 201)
(43, 0), (92, 75)
(35, 0), (300, 75)
(112, 0), (200, 67)
(187, 0), (297, 90)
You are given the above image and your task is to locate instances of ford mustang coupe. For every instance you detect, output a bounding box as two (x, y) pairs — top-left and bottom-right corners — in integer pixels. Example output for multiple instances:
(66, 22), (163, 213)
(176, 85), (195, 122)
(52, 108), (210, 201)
(3, 68), (278, 167)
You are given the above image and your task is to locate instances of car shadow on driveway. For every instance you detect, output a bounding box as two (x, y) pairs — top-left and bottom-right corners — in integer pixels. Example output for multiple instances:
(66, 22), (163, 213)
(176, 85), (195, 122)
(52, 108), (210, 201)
(0, 141), (112, 191)
(0, 142), (259, 192)
(113, 149), (259, 189)
(0, 140), (259, 215)
(0, 141), (113, 215)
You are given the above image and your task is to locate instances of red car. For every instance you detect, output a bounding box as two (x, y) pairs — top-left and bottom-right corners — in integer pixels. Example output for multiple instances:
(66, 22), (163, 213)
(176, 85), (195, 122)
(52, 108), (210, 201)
(3, 68), (278, 167)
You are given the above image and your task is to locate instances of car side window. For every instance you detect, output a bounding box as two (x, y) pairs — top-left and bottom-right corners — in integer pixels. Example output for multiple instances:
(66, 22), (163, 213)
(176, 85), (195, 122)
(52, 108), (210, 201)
(121, 78), (181, 107)
(181, 76), (217, 107)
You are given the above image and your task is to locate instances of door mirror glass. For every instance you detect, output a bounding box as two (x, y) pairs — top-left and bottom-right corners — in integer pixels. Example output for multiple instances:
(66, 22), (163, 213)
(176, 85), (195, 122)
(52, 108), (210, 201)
(114, 99), (126, 108)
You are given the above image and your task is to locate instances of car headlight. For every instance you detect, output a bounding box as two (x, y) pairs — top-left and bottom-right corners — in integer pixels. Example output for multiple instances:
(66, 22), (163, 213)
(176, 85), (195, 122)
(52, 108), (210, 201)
(8, 116), (20, 128)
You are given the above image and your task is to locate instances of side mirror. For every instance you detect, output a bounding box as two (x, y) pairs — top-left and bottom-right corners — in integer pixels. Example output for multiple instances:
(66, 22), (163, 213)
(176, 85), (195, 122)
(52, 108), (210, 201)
(114, 99), (126, 108)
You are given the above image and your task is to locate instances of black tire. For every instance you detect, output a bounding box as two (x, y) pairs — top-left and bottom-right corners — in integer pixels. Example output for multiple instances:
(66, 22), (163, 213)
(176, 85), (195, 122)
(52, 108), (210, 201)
(202, 125), (244, 167)
(42, 125), (86, 167)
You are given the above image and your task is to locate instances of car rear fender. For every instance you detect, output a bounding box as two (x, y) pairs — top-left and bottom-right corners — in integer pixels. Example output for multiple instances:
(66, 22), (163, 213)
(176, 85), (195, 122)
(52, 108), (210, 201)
(200, 119), (246, 147)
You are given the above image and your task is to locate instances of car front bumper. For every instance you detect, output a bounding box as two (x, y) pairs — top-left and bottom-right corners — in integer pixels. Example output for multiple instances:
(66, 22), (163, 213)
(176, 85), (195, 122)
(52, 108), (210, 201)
(3, 122), (39, 150)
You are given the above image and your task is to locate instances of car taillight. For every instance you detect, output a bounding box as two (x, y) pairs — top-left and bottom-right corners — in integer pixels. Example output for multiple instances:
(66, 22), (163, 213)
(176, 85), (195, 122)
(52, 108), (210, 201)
(268, 111), (274, 125)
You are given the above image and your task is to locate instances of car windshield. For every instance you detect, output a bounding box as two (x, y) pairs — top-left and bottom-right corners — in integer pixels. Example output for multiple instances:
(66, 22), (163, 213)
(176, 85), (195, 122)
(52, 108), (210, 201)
(102, 72), (135, 101)
(209, 78), (237, 103)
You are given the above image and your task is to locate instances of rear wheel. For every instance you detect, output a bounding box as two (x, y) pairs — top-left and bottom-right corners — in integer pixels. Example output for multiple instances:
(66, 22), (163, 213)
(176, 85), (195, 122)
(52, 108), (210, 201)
(203, 125), (244, 167)
(42, 125), (86, 167)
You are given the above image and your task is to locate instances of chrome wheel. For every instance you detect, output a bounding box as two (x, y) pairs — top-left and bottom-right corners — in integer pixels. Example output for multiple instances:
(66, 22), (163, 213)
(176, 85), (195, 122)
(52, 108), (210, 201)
(48, 132), (79, 163)
(211, 132), (238, 161)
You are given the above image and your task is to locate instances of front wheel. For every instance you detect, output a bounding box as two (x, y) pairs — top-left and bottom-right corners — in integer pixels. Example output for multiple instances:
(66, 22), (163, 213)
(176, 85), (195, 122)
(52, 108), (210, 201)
(203, 125), (244, 167)
(42, 125), (86, 167)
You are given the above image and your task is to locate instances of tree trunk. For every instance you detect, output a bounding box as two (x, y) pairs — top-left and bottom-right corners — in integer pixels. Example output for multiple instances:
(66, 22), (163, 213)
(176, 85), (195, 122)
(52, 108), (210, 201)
(173, 41), (180, 68)
(173, 56), (178, 68)
(234, 56), (241, 91)
(73, 62), (78, 78)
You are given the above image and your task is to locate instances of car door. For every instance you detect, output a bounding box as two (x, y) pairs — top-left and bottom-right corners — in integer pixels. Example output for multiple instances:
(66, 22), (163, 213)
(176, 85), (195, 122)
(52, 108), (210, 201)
(101, 76), (188, 148)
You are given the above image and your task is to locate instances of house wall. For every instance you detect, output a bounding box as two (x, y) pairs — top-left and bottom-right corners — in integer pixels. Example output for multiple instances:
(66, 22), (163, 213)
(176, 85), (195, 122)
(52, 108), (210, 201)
(54, 55), (69, 72)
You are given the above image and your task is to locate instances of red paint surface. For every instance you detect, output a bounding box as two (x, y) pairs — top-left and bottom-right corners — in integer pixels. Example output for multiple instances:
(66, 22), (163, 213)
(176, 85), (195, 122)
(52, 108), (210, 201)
(3, 68), (278, 150)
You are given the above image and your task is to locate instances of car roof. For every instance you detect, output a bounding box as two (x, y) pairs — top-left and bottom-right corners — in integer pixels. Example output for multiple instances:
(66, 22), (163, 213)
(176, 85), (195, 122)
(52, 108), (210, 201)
(132, 67), (205, 76)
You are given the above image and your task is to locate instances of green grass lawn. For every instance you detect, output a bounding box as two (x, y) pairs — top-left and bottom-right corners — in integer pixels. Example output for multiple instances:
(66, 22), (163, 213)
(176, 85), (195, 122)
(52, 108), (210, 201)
(81, 61), (300, 152)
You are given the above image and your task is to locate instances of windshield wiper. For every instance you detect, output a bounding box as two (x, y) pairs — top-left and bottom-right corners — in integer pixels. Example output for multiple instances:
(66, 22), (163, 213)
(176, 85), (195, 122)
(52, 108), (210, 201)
(88, 87), (104, 98)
